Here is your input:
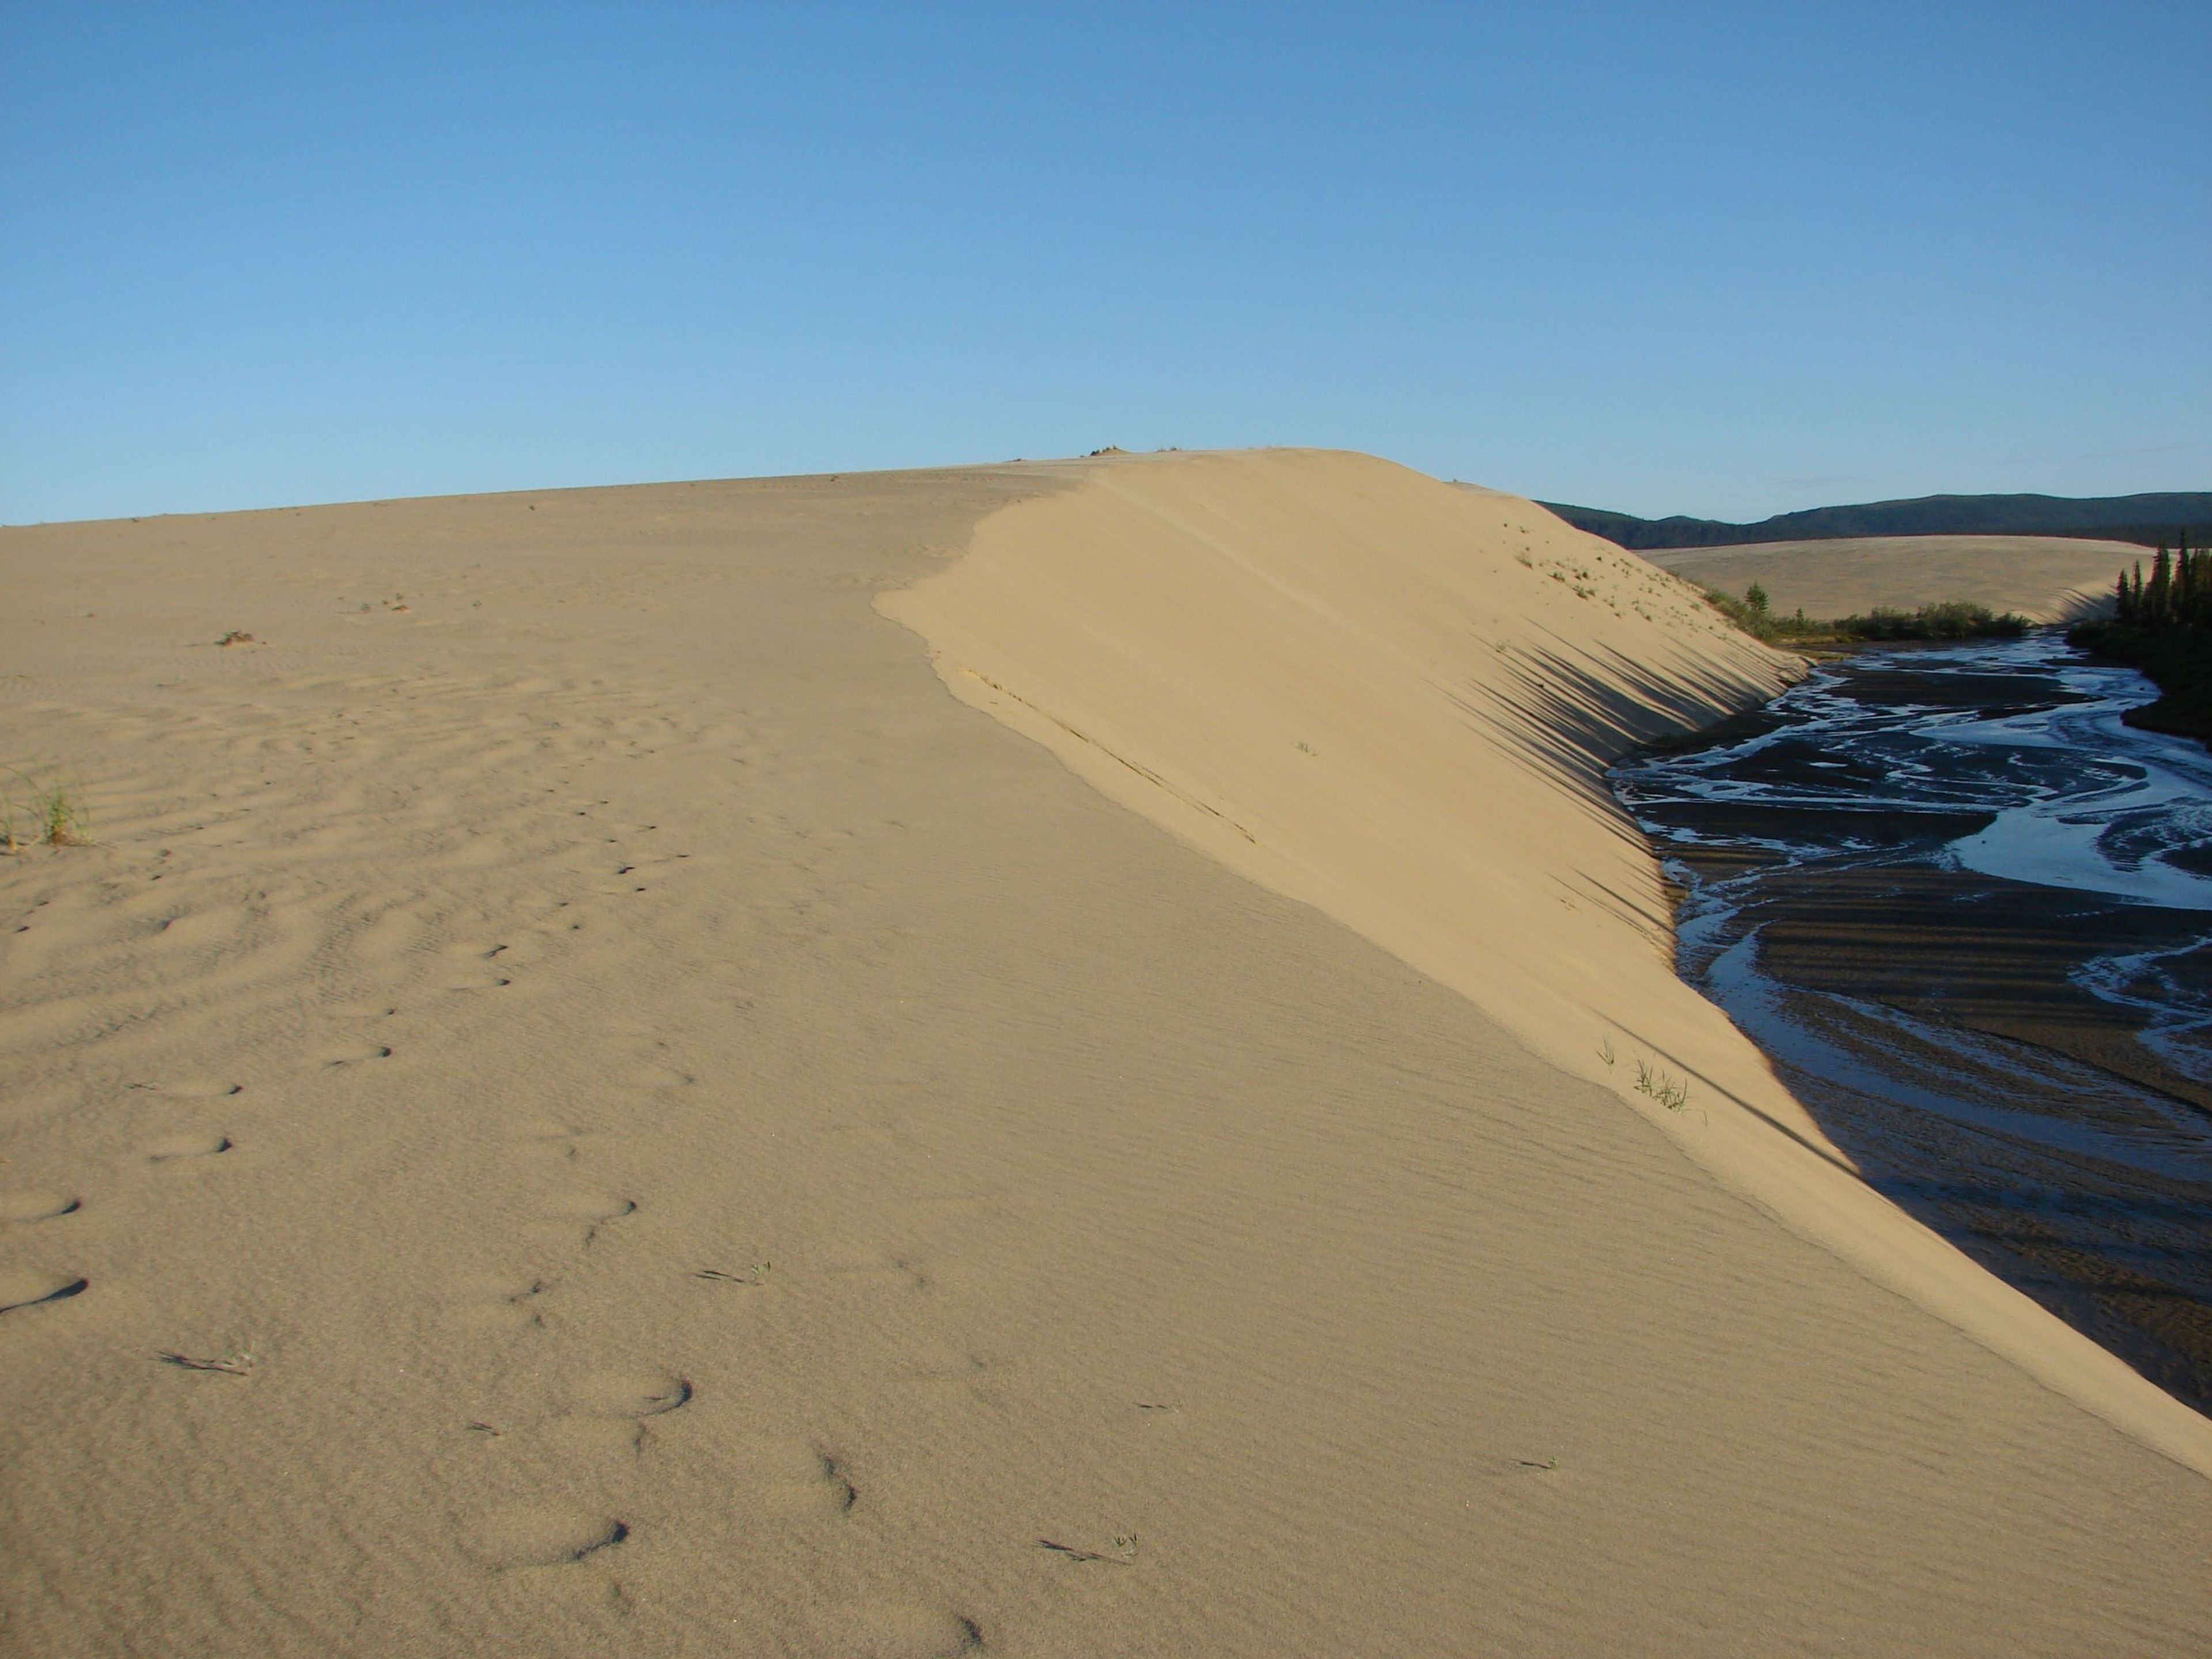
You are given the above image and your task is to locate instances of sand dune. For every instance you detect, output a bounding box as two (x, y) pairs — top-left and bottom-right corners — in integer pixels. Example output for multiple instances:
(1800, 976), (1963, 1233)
(1645, 533), (2142, 623)
(3, 453), (2209, 1656)
(887, 449), (2212, 1466)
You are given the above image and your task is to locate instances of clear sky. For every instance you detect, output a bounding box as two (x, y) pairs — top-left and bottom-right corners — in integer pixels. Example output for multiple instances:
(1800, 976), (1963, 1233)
(4, 2), (2206, 525)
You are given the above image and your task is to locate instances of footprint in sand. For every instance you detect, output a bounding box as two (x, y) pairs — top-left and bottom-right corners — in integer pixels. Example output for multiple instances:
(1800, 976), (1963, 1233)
(906, 1345), (991, 1383)
(527, 1192), (636, 1248)
(351, 906), (426, 975)
(134, 1080), (241, 1100)
(459, 1504), (627, 1571)
(443, 1274), (550, 1334)
(817, 1246), (931, 1293)
(324, 1000), (399, 1021)
(143, 1131), (232, 1162)
(0, 1267), (89, 1314)
(727, 1435), (859, 1517)
(317, 1042), (393, 1066)
(566, 1366), (691, 1419)
(0, 1191), (81, 1224)
(538, 1192), (637, 1222)
(805, 1605), (983, 1658)
(507, 1122), (592, 1165)
(142, 904), (251, 957)
(438, 943), (514, 992)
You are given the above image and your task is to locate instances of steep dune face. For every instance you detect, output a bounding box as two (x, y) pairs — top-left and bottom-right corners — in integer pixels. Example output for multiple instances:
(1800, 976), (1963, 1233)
(887, 448), (1797, 1118)
(883, 446), (2212, 1474)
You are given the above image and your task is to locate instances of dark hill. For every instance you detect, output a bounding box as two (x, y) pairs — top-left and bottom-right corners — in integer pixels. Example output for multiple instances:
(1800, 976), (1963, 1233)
(1540, 492), (2212, 552)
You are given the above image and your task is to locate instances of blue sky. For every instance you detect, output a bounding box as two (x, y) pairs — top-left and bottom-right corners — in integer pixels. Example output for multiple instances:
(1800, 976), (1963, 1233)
(3, 2), (2206, 524)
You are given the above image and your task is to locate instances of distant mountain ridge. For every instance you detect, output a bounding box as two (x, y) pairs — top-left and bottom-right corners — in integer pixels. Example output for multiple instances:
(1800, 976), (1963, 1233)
(1539, 491), (2212, 552)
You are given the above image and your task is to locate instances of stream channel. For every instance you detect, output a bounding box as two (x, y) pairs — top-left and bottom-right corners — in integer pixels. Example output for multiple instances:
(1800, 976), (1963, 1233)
(1611, 632), (2212, 1414)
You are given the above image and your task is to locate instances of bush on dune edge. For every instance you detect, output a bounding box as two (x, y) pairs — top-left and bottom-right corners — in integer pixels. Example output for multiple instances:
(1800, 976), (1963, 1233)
(1702, 582), (2029, 646)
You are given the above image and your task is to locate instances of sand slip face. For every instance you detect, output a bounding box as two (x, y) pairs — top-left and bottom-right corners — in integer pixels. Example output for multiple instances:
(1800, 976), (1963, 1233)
(884, 449), (2212, 1459)
(1648, 533), (2142, 623)
(2, 457), (2210, 1656)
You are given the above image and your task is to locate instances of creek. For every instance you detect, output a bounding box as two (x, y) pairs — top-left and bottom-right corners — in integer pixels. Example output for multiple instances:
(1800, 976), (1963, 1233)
(1612, 634), (2212, 1412)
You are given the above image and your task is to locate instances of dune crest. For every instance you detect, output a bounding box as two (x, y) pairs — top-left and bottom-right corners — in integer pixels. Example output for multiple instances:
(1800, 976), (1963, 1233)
(882, 446), (2212, 1474)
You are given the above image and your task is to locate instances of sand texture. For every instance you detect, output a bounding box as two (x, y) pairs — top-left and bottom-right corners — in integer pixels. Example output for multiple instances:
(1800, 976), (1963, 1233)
(3, 453), (2210, 1656)
(1645, 533), (2142, 623)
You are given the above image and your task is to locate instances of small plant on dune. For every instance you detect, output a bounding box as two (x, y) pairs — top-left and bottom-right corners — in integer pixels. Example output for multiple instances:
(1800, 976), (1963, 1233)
(2, 768), (91, 849)
(1634, 1060), (1691, 1112)
(217, 630), (256, 647)
(36, 777), (91, 846)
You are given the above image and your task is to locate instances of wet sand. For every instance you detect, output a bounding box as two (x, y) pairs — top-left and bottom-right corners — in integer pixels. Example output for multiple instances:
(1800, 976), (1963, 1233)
(1753, 865), (2212, 1112)
(1623, 643), (2212, 1415)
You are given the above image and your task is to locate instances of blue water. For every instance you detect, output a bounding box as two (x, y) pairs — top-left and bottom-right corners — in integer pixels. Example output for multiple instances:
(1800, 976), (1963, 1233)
(1612, 634), (2212, 1412)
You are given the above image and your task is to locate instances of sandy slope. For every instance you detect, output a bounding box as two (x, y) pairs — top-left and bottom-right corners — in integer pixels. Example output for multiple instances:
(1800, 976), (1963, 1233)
(885, 449), (2212, 1469)
(1645, 533), (2142, 623)
(2, 454), (2209, 1657)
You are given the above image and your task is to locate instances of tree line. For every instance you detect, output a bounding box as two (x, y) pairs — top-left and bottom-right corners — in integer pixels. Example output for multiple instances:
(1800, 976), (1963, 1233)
(2110, 532), (2206, 629)
(2072, 529), (2211, 743)
(1707, 581), (2026, 645)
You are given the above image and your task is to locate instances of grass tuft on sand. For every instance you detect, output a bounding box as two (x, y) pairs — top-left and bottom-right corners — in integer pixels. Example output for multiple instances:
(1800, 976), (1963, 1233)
(2, 768), (93, 851)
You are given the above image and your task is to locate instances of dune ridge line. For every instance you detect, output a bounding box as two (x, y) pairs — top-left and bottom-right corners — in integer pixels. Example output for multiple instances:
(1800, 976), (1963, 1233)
(880, 445), (2212, 1476)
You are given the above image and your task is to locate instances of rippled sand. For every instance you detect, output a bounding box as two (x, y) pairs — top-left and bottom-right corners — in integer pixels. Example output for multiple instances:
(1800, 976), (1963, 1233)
(3, 453), (2209, 1655)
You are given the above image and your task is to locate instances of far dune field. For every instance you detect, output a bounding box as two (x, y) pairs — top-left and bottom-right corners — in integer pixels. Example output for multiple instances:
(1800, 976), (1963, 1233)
(2, 450), (2207, 1657)
(1645, 533), (2143, 623)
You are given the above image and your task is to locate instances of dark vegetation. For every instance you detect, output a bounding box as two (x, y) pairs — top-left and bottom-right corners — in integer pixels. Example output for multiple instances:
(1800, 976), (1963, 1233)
(1545, 491), (2212, 552)
(2069, 532), (2212, 742)
(1703, 582), (2029, 646)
